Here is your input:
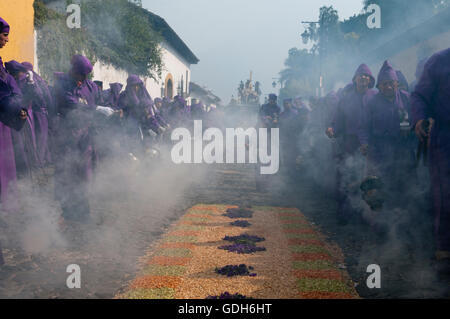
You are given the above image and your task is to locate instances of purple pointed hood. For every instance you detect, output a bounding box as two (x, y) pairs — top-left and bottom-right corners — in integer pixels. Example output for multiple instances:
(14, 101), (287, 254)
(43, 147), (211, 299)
(0, 17), (10, 34)
(22, 62), (34, 71)
(126, 74), (143, 86)
(352, 64), (375, 89)
(109, 82), (123, 95)
(124, 75), (153, 109)
(70, 55), (93, 76)
(376, 60), (398, 87)
(5, 60), (28, 75)
(395, 70), (409, 91)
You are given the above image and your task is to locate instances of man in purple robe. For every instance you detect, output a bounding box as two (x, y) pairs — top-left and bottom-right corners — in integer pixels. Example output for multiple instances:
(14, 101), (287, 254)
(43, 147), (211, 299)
(168, 95), (190, 128)
(53, 55), (115, 223)
(279, 98), (299, 168)
(258, 94), (280, 129)
(102, 83), (123, 110)
(190, 98), (205, 121)
(411, 48), (450, 276)
(118, 75), (164, 153)
(326, 64), (377, 224)
(0, 18), (27, 216)
(5, 60), (41, 176)
(360, 61), (415, 207)
(1, 17), (28, 265)
(22, 61), (52, 165)
(153, 97), (170, 130)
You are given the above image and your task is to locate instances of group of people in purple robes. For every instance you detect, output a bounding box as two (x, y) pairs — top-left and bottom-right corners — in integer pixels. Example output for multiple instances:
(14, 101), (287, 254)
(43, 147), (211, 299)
(0, 17), (29, 264)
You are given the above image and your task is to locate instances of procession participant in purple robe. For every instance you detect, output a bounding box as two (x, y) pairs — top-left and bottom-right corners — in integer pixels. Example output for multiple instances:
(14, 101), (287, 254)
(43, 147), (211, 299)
(21, 61), (52, 166)
(0, 18), (28, 214)
(360, 61), (415, 204)
(101, 83), (123, 109)
(292, 96), (309, 134)
(118, 75), (164, 153)
(411, 48), (450, 269)
(153, 97), (169, 129)
(168, 95), (190, 128)
(279, 98), (299, 168)
(396, 70), (409, 92)
(5, 61), (41, 176)
(190, 98), (205, 121)
(326, 64), (377, 224)
(258, 94), (280, 129)
(53, 55), (115, 223)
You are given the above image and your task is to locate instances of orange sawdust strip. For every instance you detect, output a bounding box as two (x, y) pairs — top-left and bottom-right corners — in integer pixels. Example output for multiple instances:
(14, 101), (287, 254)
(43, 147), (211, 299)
(279, 219), (309, 225)
(291, 253), (332, 261)
(118, 205), (359, 300)
(174, 206), (300, 299)
(284, 228), (318, 234)
(288, 239), (326, 246)
(148, 256), (192, 266)
(292, 269), (343, 280)
(299, 292), (356, 299)
(159, 243), (196, 249)
(166, 230), (201, 237)
(184, 214), (215, 218)
(130, 276), (182, 289)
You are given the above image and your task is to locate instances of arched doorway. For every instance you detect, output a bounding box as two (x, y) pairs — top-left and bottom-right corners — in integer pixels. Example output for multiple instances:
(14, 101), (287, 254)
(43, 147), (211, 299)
(165, 74), (174, 99)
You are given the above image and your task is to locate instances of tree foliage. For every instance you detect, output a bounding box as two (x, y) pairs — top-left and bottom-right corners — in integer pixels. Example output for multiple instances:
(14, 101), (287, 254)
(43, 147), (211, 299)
(280, 1), (450, 97)
(34, 0), (162, 83)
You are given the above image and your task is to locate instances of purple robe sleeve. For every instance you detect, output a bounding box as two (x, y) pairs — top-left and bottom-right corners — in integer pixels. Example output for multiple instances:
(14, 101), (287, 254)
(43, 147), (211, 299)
(0, 74), (26, 131)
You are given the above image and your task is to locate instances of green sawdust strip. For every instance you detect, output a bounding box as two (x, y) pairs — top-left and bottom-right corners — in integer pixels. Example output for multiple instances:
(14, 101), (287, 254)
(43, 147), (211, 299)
(289, 245), (329, 254)
(119, 288), (175, 299)
(292, 260), (334, 270)
(162, 236), (197, 243)
(297, 278), (352, 293)
(141, 265), (187, 276)
(118, 204), (359, 299)
(174, 224), (205, 231)
(155, 248), (193, 258)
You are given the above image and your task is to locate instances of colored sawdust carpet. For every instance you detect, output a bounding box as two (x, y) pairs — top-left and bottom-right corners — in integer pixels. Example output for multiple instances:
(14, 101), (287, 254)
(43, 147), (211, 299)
(115, 205), (359, 299)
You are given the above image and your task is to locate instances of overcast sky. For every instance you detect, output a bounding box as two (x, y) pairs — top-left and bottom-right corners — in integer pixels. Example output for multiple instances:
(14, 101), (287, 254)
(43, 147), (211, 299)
(142, 0), (364, 102)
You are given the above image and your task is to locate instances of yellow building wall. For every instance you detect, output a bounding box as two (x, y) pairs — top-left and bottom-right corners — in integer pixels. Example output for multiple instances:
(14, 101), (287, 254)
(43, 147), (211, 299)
(0, 0), (35, 65)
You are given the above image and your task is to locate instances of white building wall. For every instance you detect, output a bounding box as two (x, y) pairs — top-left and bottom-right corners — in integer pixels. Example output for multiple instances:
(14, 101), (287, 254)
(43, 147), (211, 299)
(145, 41), (192, 99)
(91, 41), (192, 101)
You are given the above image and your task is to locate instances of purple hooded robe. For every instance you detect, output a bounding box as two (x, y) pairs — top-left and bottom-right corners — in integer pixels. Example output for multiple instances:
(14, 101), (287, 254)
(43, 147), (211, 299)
(53, 55), (102, 221)
(168, 95), (190, 128)
(331, 64), (377, 221)
(1, 21), (27, 213)
(5, 60), (40, 175)
(119, 75), (162, 136)
(22, 62), (52, 165)
(102, 83), (123, 109)
(361, 61), (414, 192)
(411, 48), (450, 251)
